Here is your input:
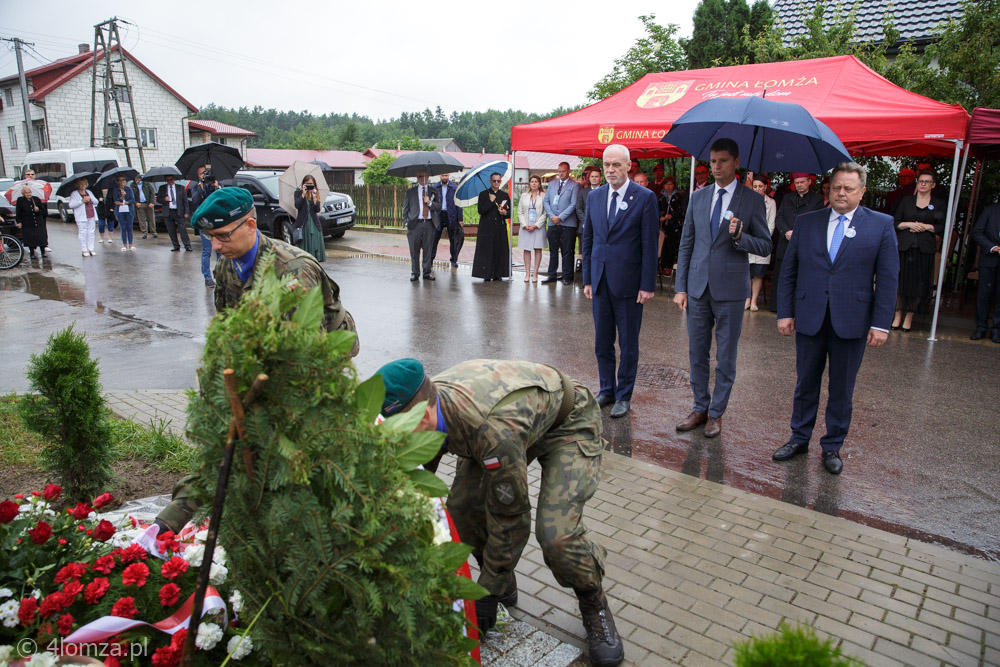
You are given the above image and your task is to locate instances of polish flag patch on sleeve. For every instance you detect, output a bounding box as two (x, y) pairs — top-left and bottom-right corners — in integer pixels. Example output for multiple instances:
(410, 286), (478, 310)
(483, 457), (501, 470)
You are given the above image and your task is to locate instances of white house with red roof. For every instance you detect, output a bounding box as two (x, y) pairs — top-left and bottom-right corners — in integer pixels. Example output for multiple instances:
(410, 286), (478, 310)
(0, 44), (197, 177)
(188, 120), (257, 159)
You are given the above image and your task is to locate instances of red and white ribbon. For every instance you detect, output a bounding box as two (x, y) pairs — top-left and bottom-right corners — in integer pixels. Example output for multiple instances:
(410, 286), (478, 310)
(63, 587), (227, 644)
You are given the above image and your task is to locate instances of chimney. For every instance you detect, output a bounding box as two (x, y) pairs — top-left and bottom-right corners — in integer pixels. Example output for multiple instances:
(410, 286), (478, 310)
(79, 44), (90, 54)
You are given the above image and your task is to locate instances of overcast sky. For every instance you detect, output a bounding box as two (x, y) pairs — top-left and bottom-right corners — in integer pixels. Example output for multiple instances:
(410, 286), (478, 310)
(1, 1), (701, 121)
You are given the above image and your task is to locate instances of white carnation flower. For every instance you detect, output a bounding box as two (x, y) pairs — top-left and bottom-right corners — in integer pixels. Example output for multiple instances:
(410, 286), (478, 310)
(229, 589), (243, 614)
(212, 545), (227, 566)
(227, 634), (253, 660)
(209, 563), (228, 586)
(0, 645), (12, 663)
(183, 544), (205, 567)
(0, 599), (18, 628)
(26, 653), (57, 667)
(195, 529), (209, 542)
(195, 622), (224, 651)
(0, 588), (12, 599)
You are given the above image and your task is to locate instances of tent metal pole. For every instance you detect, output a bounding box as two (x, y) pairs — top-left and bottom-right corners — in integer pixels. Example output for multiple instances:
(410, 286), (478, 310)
(689, 155), (696, 192)
(947, 144), (971, 291)
(508, 151), (514, 279)
(928, 139), (964, 342)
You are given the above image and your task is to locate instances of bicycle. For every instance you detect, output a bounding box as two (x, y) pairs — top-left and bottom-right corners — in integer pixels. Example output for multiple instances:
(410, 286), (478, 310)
(1, 233), (24, 269)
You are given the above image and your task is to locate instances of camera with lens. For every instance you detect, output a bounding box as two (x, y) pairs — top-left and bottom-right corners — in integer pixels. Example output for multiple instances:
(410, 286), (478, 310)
(305, 183), (316, 191)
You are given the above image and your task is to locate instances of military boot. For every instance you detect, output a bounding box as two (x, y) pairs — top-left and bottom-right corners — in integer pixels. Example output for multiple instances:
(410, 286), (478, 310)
(575, 586), (624, 667)
(473, 551), (518, 607)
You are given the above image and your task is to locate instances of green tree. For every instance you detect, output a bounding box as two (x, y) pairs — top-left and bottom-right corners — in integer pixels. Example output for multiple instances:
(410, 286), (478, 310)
(588, 14), (687, 101)
(375, 135), (434, 151)
(485, 128), (505, 154)
(186, 260), (486, 664)
(337, 121), (368, 151)
(683, 0), (774, 68)
(917, 0), (1000, 110)
(19, 326), (113, 501)
(361, 151), (409, 186)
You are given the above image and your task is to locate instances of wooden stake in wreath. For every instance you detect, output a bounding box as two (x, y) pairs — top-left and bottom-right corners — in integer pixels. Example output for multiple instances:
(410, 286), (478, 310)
(181, 369), (267, 666)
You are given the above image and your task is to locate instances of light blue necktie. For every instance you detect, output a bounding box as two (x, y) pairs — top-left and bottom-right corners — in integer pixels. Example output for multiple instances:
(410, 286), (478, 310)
(829, 214), (846, 262)
(710, 189), (725, 240)
(608, 191), (619, 226)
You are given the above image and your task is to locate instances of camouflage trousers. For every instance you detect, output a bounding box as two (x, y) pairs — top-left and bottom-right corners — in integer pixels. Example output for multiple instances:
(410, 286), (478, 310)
(155, 474), (201, 533)
(447, 442), (606, 595)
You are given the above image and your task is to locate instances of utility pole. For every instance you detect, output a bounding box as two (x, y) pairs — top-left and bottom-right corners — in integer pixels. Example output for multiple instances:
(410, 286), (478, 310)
(1, 37), (35, 154)
(89, 17), (145, 170)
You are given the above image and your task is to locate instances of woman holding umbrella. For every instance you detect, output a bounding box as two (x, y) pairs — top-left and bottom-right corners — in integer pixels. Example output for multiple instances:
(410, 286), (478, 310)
(294, 174), (326, 262)
(473, 174), (511, 281)
(68, 178), (99, 257)
(15, 184), (48, 259)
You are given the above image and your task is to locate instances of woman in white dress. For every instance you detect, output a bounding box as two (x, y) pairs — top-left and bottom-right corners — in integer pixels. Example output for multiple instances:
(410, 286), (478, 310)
(517, 175), (548, 283)
(68, 178), (99, 257)
(748, 174), (776, 311)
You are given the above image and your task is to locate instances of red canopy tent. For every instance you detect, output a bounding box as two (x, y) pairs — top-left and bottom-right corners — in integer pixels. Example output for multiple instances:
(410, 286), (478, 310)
(968, 107), (1000, 160)
(511, 55), (968, 158)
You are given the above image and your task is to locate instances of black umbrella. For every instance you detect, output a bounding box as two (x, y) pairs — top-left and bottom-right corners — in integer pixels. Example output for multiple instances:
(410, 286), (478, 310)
(386, 151), (464, 178)
(175, 141), (244, 180)
(56, 172), (100, 198)
(142, 165), (183, 183)
(308, 160), (333, 172)
(95, 166), (140, 191)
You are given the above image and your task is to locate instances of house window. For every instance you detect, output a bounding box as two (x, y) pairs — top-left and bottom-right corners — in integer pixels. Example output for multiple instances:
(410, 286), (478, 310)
(216, 137), (226, 146)
(33, 121), (47, 150)
(3, 89), (12, 106)
(7, 126), (17, 150)
(111, 86), (130, 103)
(139, 128), (157, 149)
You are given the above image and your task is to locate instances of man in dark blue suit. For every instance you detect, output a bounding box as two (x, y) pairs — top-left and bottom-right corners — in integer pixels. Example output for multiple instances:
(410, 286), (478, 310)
(431, 173), (464, 266)
(970, 202), (1000, 342)
(773, 162), (899, 474)
(582, 144), (660, 418)
(674, 138), (771, 438)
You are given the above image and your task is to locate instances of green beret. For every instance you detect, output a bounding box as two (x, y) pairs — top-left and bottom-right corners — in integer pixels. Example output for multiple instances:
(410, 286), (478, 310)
(377, 358), (426, 416)
(192, 187), (253, 231)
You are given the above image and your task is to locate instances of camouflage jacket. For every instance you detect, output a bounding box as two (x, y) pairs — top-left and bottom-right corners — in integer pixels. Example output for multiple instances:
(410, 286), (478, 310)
(435, 360), (603, 593)
(214, 233), (356, 349)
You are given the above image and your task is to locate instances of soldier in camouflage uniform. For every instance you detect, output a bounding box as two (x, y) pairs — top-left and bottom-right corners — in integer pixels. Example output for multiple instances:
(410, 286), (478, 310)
(375, 358), (625, 667)
(154, 187), (358, 533)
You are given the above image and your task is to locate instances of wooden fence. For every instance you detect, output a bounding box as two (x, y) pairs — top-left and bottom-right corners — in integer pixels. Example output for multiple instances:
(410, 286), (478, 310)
(329, 183), (531, 230)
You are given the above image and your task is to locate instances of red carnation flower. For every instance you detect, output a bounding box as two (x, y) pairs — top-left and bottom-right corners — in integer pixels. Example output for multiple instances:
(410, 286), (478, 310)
(62, 580), (83, 599)
(171, 629), (187, 648)
(58, 538), (67, 545)
(151, 644), (181, 667)
(160, 556), (189, 581)
(40, 591), (70, 619)
(84, 577), (110, 604)
(77, 524), (86, 532)
(14, 493), (24, 499)
(156, 531), (181, 555)
(0, 500), (18, 523)
(119, 544), (148, 563)
(36, 622), (54, 642)
(93, 492), (114, 509)
(57, 612), (74, 636)
(68, 502), (93, 520)
(122, 562), (150, 587)
(93, 554), (116, 574)
(54, 562), (89, 583)
(111, 596), (138, 619)
(159, 583), (180, 607)
(31, 491), (40, 497)
(28, 520), (53, 545)
(18, 597), (38, 626)
(104, 657), (122, 667)
(43, 484), (62, 501)
(92, 519), (116, 542)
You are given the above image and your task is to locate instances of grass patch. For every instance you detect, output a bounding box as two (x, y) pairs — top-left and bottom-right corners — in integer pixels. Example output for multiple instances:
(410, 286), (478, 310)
(1, 393), (193, 473)
(732, 622), (864, 667)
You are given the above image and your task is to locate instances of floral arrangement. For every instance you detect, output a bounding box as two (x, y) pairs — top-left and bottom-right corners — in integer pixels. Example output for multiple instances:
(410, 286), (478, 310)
(0, 486), (255, 666)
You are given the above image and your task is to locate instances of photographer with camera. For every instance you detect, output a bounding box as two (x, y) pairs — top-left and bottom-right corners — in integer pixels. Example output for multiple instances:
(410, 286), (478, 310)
(294, 174), (326, 262)
(188, 165), (221, 287)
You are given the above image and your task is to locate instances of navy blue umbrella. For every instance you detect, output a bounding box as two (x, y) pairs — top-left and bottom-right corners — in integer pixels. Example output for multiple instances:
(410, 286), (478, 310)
(455, 160), (511, 207)
(662, 96), (851, 174)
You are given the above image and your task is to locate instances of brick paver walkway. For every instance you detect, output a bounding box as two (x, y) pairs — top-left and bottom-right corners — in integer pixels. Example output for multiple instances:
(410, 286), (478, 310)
(109, 392), (1000, 666)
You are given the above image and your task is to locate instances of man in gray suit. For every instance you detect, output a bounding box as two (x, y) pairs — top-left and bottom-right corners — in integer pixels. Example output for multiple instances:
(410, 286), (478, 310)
(402, 169), (442, 281)
(674, 138), (771, 438)
(542, 162), (580, 284)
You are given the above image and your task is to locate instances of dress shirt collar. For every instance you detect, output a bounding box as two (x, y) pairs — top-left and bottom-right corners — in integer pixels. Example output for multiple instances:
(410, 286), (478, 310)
(714, 180), (736, 201)
(828, 207), (859, 225)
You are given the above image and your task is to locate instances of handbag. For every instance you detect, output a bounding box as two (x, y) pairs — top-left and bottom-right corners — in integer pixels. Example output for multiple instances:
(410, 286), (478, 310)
(292, 225), (304, 244)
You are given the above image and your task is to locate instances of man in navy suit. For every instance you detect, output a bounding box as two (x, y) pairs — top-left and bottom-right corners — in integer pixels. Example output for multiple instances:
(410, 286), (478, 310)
(582, 144), (659, 418)
(773, 162), (899, 474)
(543, 162), (580, 284)
(674, 138), (771, 438)
(970, 202), (1000, 342)
(431, 173), (464, 266)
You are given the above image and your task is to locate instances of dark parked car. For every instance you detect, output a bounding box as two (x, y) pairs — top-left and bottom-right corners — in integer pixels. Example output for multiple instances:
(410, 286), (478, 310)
(217, 172), (293, 242)
(317, 189), (356, 238)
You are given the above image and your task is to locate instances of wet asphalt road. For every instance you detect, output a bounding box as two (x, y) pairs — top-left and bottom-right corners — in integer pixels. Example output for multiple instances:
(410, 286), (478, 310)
(2, 222), (999, 561)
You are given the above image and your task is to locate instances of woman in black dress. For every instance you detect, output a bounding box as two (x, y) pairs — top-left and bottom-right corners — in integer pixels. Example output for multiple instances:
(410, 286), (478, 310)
(892, 169), (945, 332)
(15, 185), (48, 259)
(472, 175), (511, 281)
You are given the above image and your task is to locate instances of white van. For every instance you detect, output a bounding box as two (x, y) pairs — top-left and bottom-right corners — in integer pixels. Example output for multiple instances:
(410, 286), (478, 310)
(22, 147), (121, 220)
